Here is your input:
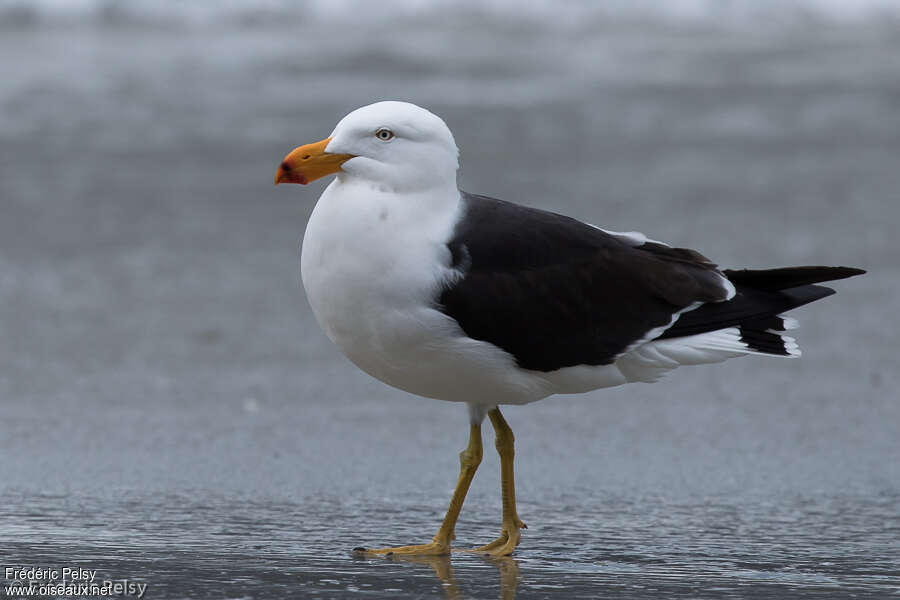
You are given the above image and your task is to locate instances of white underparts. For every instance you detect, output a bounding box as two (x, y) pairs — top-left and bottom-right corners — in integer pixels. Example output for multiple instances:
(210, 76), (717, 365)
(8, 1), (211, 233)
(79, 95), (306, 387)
(615, 326), (798, 384)
(540, 323), (802, 396)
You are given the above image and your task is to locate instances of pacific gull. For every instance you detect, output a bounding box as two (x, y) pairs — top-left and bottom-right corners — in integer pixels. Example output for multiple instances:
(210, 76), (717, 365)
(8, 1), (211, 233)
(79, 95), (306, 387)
(274, 101), (864, 557)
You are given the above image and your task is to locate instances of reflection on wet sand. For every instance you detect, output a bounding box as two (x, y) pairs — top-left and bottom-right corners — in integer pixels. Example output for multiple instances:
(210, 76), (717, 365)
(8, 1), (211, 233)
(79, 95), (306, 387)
(384, 554), (521, 600)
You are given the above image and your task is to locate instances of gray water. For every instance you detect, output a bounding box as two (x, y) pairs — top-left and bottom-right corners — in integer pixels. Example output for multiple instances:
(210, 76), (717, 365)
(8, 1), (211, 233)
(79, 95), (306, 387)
(2, 2), (899, 598)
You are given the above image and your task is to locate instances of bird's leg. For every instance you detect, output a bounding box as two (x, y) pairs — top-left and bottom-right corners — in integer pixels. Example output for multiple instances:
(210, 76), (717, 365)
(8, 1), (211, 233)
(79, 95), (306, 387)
(472, 407), (526, 557)
(355, 423), (483, 556)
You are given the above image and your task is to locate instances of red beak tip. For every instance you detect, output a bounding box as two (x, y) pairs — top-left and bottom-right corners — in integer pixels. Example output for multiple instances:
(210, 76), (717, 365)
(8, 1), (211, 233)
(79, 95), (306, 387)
(275, 169), (309, 185)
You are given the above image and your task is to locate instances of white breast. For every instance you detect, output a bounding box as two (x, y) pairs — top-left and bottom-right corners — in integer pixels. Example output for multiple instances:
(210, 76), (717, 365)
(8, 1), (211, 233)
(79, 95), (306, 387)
(301, 179), (457, 351)
(301, 179), (534, 405)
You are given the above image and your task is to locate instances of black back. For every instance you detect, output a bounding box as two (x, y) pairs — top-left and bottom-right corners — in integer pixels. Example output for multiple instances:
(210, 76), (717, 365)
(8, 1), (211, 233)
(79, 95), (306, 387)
(438, 193), (734, 371)
(437, 193), (865, 372)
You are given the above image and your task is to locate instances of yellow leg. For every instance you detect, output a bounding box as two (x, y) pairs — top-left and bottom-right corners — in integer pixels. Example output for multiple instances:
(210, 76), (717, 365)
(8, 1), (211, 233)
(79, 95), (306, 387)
(473, 408), (526, 557)
(355, 423), (483, 556)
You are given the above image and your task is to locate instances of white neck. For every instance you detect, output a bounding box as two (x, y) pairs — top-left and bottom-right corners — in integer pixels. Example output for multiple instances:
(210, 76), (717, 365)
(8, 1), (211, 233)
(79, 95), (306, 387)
(300, 178), (464, 368)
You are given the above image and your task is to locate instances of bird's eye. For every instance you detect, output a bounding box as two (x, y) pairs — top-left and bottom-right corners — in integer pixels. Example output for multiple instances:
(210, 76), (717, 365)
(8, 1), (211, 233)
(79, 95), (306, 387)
(375, 128), (395, 141)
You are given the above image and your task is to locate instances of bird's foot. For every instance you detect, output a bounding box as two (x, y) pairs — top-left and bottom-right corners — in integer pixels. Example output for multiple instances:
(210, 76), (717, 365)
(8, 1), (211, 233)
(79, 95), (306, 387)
(470, 518), (526, 557)
(353, 539), (451, 557)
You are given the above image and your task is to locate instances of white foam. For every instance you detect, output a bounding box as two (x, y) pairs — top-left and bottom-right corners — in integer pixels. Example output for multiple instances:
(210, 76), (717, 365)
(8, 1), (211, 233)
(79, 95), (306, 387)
(6, 0), (900, 28)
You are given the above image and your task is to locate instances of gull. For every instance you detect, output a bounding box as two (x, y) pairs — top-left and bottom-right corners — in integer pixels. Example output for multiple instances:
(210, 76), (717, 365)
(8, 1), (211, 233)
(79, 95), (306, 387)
(274, 101), (864, 556)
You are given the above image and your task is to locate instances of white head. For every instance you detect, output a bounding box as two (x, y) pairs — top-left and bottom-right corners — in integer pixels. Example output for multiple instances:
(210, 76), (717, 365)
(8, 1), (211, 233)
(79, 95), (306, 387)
(275, 101), (459, 193)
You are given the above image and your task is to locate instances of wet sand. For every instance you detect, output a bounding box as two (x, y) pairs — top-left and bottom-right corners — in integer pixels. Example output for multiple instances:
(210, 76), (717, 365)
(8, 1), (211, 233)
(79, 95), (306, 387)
(2, 8), (899, 598)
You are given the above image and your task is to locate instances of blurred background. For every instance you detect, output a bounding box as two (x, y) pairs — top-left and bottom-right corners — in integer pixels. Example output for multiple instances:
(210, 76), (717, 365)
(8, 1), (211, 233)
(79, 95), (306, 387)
(2, 0), (898, 598)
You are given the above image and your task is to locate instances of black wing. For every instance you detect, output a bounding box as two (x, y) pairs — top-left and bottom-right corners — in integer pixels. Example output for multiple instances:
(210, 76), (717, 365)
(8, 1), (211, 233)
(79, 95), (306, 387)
(656, 266), (865, 354)
(437, 193), (734, 371)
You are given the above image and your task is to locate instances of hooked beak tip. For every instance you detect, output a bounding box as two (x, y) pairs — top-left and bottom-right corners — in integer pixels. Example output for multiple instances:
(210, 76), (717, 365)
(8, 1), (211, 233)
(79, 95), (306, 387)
(274, 162), (308, 185)
(276, 137), (349, 186)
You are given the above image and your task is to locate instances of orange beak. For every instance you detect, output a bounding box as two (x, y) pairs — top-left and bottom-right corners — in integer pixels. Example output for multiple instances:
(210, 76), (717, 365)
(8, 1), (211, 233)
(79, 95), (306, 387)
(274, 137), (355, 185)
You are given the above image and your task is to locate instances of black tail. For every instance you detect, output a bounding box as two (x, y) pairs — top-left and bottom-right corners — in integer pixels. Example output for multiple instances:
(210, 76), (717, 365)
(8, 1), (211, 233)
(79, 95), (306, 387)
(656, 266), (865, 355)
(721, 266), (866, 291)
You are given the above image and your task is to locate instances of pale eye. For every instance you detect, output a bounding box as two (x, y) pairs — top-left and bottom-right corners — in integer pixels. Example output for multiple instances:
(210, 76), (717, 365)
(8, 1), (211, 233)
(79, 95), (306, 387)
(375, 128), (395, 141)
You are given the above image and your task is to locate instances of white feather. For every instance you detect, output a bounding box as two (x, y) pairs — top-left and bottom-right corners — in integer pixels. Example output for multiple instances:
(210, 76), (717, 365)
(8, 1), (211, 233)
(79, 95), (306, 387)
(298, 101), (803, 421)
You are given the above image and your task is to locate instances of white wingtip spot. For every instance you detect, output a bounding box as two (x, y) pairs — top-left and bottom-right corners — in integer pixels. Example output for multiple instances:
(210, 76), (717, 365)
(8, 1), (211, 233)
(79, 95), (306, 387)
(781, 316), (800, 330)
(783, 335), (801, 357)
